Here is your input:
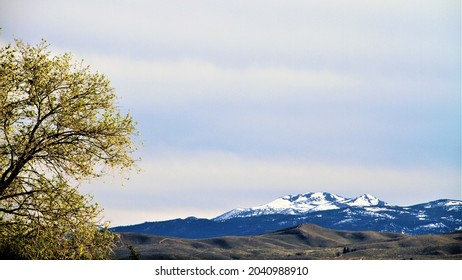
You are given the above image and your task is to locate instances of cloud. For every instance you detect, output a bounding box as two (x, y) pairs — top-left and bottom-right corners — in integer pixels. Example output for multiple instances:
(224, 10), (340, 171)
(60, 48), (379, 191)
(78, 52), (458, 110)
(77, 55), (361, 106)
(81, 53), (457, 170)
(3, 0), (458, 69)
(4, 1), (458, 113)
(132, 151), (458, 195)
(66, 52), (459, 172)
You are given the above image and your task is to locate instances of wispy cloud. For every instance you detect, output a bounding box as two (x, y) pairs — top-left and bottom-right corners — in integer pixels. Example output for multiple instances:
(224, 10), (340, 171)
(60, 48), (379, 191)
(80, 55), (361, 105)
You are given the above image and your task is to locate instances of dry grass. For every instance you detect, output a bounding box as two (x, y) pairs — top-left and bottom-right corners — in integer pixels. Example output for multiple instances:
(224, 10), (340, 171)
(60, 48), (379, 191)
(113, 224), (462, 260)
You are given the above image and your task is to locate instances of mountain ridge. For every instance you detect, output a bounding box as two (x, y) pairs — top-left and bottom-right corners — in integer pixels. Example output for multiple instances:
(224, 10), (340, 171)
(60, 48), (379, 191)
(214, 192), (389, 220)
(112, 192), (462, 238)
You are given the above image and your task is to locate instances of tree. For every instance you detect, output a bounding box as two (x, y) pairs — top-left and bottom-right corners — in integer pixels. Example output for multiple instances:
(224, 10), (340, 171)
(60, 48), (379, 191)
(343, 247), (349, 254)
(0, 40), (137, 259)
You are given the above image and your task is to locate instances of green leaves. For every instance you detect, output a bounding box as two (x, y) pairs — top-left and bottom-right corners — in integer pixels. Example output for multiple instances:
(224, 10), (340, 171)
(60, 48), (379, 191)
(0, 39), (138, 259)
(0, 39), (137, 183)
(1, 177), (117, 259)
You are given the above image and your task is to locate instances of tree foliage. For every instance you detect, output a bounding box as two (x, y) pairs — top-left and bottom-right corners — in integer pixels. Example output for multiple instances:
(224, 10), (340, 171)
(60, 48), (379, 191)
(0, 40), (137, 259)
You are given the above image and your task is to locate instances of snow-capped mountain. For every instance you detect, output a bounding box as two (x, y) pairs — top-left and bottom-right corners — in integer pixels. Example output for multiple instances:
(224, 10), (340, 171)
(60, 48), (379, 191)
(214, 192), (387, 220)
(112, 192), (462, 238)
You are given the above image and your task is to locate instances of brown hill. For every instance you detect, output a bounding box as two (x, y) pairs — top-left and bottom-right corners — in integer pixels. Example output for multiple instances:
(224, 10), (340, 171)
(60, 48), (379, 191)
(113, 224), (462, 260)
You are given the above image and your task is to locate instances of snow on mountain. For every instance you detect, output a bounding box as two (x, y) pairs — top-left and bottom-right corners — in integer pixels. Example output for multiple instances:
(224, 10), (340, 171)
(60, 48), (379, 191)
(214, 192), (388, 220)
(427, 200), (462, 210)
(263, 192), (346, 211)
(344, 194), (387, 207)
(444, 200), (462, 206)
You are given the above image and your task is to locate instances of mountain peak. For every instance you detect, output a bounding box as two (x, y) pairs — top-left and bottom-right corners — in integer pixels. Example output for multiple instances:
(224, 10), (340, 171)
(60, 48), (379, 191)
(256, 192), (346, 212)
(271, 192), (345, 205)
(345, 194), (386, 207)
(214, 192), (389, 221)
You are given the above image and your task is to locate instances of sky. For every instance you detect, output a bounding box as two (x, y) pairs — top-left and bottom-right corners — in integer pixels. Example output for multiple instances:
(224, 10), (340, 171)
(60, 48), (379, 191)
(0, 0), (460, 226)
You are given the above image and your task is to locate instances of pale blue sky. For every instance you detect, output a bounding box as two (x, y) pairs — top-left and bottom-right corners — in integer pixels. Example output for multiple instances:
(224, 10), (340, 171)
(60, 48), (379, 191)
(1, 0), (460, 225)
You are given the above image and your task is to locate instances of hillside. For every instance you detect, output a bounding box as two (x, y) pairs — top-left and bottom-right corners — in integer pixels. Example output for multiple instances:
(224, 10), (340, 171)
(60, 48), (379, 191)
(113, 224), (462, 260)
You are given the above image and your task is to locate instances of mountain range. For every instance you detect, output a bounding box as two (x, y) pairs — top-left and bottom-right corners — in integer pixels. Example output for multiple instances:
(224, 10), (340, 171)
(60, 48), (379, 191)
(112, 192), (462, 238)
